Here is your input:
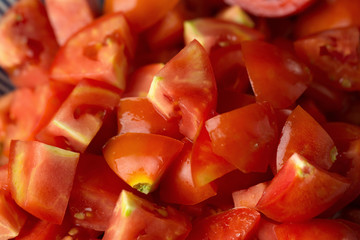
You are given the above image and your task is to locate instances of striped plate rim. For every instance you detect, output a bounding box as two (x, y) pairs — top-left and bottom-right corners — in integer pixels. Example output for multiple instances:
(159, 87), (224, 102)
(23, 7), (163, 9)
(0, 0), (16, 95)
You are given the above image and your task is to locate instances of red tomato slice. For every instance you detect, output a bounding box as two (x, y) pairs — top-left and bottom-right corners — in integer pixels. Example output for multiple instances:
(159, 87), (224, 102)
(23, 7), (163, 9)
(117, 97), (181, 139)
(103, 0), (179, 32)
(274, 219), (358, 240)
(257, 153), (350, 222)
(294, 0), (360, 38)
(9, 140), (79, 224)
(191, 125), (236, 187)
(225, 0), (317, 17)
(50, 12), (135, 89)
(0, 191), (27, 239)
(102, 190), (191, 240)
(159, 141), (218, 205)
(36, 79), (121, 153)
(45, 0), (95, 45)
(232, 182), (269, 209)
(16, 215), (100, 240)
(276, 105), (337, 172)
(68, 153), (131, 231)
(184, 18), (264, 53)
(242, 40), (312, 108)
(205, 102), (278, 173)
(148, 40), (217, 140)
(294, 26), (360, 91)
(186, 207), (260, 240)
(0, 0), (59, 87)
(3, 82), (73, 158)
(122, 63), (164, 98)
(103, 132), (184, 194)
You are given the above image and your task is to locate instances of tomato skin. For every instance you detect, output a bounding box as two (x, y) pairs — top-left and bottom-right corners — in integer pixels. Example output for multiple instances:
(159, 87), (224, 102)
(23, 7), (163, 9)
(0, 0), (58, 87)
(9, 140), (79, 224)
(294, 0), (360, 38)
(122, 63), (164, 98)
(205, 102), (278, 173)
(232, 182), (268, 209)
(191, 125), (236, 187)
(276, 105), (336, 172)
(68, 154), (131, 231)
(103, 0), (179, 32)
(294, 26), (360, 91)
(148, 40), (217, 141)
(184, 18), (264, 53)
(0, 191), (27, 239)
(50, 12), (135, 89)
(45, 0), (95, 45)
(274, 219), (358, 240)
(242, 40), (312, 108)
(186, 207), (261, 240)
(117, 97), (181, 139)
(103, 190), (191, 240)
(36, 79), (121, 153)
(224, 0), (317, 17)
(257, 153), (350, 223)
(103, 132), (184, 194)
(159, 141), (218, 205)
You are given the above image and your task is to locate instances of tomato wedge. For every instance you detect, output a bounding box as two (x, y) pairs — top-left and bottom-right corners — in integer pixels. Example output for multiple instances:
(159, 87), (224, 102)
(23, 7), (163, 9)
(50, 12), (135, 89)
(148, 40), (217, 140)
(9, 140), (79, 224)
(103, 132), (184, 194)
(224, 0), (317, 17)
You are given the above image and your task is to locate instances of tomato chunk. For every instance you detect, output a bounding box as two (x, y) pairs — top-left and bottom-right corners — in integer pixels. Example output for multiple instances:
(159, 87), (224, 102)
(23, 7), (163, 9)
(0, 0), (58, 87)
(50, 12), (135, 89)
(45, 0), (96, 45)
(103, 132), (184, 194)
(148, 40), (217, 140)
(186, 207), (261, 240)
(103, 190), (191, 240)
(242, 40), (312, 108)
(36, 79), (121, 153)
(9, 140), (79, 224)
(224, 0), (317, 17)
(276, 105), (337, 172)
(205, 102), (278, 173)
(257, 153), (350, 222)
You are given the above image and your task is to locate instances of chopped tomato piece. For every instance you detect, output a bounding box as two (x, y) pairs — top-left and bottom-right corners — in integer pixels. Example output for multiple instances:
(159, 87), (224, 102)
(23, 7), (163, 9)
(0, 0), (58, 87)
(68, 154), (131, 231)
(103, 0), (179, 32)
(103, 132), (184, 194)
(103, 190), (191, 240)
(224, 0), (317, 17)
(232, 182), (269, 209)
(184, 18), (264, 53)
(159, 141), (218, 205)
(122, 63), (164, 98)
(274, 219), (358, 240)
(36, 79), (121, 153)
(257, 153), (350, 222)
(9, 140), (79, 224)
(50, 12), (135, 89)
(0, 191), (27, 239)
(294, 0), (360, 38)
(276, 105), (337, 172)
(294, 27), (360, 91)
(117, 97), (181, 139)
(45, 0), (95, 45)
(148, 40), (217, 140)
(242, 40), (312, 108)
(186, 207), (260, 240)
(191, 125), (236, 187)
(205, 102), (278, 173)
